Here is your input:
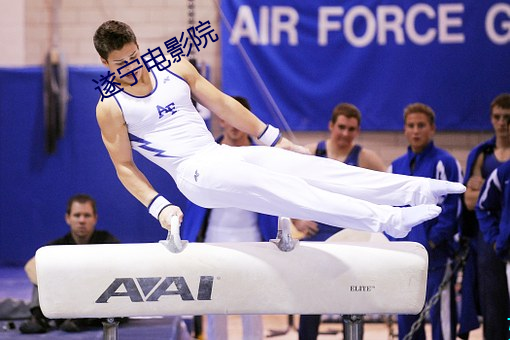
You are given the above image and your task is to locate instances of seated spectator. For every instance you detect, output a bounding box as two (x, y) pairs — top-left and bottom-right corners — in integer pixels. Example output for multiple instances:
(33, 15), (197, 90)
(19, 194), (120, 334)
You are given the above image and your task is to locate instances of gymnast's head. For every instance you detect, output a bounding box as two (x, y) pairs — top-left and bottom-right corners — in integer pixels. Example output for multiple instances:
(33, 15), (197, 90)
(93, 20), (139, 64)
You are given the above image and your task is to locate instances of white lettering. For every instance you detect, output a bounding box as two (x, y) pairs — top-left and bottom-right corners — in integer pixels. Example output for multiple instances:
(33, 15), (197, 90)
(229, 6), (299, 46)
(438, 3), (465, 43)
(376, 5), (405, 45)
(271, 6), (299, 45)
(406, 4), (436, 45)
(318, 7), (344, 46)
(233, 4), (472, 47)
(259, 6), (269, 45)
(344, 6), (377, 47)
(485, 3), (510, 45)
(230, 6), (259, 45)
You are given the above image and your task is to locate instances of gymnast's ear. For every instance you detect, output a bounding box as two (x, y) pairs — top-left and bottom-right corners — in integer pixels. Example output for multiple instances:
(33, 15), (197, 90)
(100, 57), (109, 67)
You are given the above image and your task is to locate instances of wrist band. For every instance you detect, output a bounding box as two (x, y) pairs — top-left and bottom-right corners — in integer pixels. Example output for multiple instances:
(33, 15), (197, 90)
(258, 124), (282, 146)
(148, 194), (172, 220)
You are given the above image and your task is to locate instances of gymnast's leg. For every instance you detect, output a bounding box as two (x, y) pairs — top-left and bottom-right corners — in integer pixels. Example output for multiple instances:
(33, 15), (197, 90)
(227, 145), (465, 206)
(177, 152), (441, 238)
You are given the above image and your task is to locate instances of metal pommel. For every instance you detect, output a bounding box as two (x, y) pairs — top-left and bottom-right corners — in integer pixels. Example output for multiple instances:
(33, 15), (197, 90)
(270, 217), (299, 252)
(159, 215), (188, 253)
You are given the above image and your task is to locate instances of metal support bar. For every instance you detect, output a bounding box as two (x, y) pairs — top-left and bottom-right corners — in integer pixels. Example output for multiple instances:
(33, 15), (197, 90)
(102, 318), (119, 340)
(343, 314), (363, 340)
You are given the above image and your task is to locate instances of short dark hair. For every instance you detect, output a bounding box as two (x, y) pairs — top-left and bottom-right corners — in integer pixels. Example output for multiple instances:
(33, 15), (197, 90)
(233, 96), (251, 111)
(93, 20), (138, 60)
(490, 93), (510, 113)
(331, 103), (361, 126)
(66, 194), (97, 215)
(403, 103), (435, 125)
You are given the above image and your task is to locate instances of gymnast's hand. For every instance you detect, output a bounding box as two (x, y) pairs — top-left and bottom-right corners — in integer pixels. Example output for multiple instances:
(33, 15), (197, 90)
(276, 137), (311, 155)
(158, 204), (184, 231)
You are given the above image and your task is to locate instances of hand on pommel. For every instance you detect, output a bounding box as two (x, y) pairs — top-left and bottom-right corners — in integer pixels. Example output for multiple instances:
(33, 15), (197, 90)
(276, 137), (311, 155)
(158, 205), (184, 231)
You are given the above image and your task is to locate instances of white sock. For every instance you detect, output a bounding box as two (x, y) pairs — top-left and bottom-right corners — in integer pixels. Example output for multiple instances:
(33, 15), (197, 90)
(386, 204), (442, 238)
(429, 180), (466, 199)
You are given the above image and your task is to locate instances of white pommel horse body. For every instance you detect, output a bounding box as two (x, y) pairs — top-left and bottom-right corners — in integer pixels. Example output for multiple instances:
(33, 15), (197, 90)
(36, 218), (428, 340)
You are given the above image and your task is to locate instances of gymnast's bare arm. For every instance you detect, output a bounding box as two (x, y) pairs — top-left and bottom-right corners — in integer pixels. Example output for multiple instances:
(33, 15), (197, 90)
(96, 97), (183, 228)
(169, 59), (309, 154)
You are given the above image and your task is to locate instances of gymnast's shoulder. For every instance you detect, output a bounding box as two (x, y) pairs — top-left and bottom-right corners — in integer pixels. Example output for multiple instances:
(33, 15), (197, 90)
(96, 96), (124, 128)
(167, 58), (203, 86)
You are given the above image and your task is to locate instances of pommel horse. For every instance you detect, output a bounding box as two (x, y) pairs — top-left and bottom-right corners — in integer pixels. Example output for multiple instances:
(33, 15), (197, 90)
(36, 217), (428, 340)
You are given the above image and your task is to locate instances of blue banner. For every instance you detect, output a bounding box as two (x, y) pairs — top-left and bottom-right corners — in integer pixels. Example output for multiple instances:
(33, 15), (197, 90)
(220, 0), (510, 131)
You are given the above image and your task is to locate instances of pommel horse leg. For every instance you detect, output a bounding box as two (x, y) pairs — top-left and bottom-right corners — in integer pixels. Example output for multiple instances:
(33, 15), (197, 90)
(102, 318), (119, 340)
(343, 314), (363, 340)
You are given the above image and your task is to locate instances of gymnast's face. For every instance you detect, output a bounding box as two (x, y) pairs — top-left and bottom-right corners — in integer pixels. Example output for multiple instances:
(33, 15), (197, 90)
(329, 115), (360, 148)
(101, 42), (142, 86)
(404, 112), (435, 154)
(65, 201), (98, 244)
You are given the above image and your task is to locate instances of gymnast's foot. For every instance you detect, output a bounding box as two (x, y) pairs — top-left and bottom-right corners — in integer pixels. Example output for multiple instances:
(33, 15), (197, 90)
(385, 204), (442, 238)
(412, 179), (465, 205)
(429, 180), (465, 201)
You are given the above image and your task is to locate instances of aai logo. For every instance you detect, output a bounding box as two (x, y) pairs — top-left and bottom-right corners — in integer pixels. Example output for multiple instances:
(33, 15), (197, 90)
(96, 276), (214, 303)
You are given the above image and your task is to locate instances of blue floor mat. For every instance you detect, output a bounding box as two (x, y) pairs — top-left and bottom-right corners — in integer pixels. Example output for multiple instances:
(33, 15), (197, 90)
(1, 317), (193, 339)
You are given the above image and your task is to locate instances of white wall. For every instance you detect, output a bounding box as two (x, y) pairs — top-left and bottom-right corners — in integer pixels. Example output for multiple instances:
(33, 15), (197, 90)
(1, 0), (220, 84)
(0, 0), (25, 66)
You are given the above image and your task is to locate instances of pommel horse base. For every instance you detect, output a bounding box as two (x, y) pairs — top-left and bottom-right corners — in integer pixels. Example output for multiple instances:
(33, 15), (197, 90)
(35, 219), (428, 340)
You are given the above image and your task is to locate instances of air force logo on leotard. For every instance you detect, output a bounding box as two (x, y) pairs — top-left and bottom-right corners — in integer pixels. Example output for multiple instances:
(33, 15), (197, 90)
(156, 102), (177, 118)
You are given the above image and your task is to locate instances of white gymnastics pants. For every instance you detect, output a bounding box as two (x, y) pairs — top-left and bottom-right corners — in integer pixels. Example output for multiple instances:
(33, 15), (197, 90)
(175, 144), (436, 234)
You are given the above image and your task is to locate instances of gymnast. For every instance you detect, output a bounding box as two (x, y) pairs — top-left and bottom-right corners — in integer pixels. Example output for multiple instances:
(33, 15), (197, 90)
(93, 20), (465, 239)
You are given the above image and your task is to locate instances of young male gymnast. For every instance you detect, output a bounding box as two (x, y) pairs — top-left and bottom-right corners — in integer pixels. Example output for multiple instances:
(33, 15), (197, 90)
(93, 20), (465, 239)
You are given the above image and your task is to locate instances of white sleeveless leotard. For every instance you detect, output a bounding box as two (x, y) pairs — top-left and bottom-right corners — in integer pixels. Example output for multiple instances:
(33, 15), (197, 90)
(113, 68), (216, 178)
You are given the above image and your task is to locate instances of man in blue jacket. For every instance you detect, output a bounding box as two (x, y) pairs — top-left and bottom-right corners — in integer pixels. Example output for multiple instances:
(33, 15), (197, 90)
(474, 117), (510, 340)
(460, 93), (510, 340)
(477, 160), (510, 261)
(388, 103), (462, 340)
(181, 96), (278, 340)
